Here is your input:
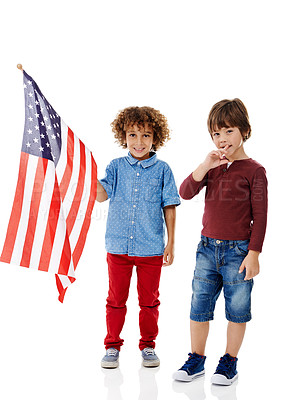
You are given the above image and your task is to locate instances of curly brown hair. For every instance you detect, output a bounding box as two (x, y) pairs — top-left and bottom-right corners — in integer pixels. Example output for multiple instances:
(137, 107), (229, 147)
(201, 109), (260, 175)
(111, 106), (170, 151)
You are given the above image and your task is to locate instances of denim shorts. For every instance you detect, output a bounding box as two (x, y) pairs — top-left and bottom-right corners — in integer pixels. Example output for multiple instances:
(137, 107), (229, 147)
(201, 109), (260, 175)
(190, 235), (254, 323)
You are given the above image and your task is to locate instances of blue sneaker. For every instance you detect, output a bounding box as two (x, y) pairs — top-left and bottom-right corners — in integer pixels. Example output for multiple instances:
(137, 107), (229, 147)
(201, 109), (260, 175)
(101, 348), (119, 368)
(172, 353), (206, 382)
(211, 353), (238, 385)
(141, 348), (160, 367)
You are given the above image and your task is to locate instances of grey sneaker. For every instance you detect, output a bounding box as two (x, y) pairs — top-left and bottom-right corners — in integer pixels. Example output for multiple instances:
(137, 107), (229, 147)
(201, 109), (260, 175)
(101, 348), (119, 368)
(141, 348), (160, 367)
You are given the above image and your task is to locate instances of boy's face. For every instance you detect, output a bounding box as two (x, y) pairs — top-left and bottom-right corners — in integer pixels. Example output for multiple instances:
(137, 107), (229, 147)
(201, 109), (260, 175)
(125, 123), (154, 160)
(212, 126), (246, 161)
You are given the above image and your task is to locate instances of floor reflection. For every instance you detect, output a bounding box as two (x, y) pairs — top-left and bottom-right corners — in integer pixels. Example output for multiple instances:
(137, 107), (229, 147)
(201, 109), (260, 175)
(101, 366), (159, 400)
(211, 380), (238, 400)
(102, 368), (124, 400)
(138, 366), (159, 400)
(172, 376), (238, 400)
(172, 376), (206, 400)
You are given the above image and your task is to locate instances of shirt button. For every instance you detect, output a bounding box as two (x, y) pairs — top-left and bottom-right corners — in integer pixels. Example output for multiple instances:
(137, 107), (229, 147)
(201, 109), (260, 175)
(216, 240), (222, 244)
(132, 221), (134, 224)
(135, 189), (138, 192)
(130, 236), (133, 239)
(133, 205), (136, 208)
(137, 173), (140, 176)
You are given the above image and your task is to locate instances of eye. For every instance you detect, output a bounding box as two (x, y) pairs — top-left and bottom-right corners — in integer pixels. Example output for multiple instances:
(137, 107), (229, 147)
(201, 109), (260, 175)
(213, 132), (219, 137)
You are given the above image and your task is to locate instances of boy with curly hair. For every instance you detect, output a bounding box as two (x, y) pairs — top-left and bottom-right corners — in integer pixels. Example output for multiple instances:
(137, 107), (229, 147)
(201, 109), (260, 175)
(97, 106), (180, 368)
(173, 99), (267, 385)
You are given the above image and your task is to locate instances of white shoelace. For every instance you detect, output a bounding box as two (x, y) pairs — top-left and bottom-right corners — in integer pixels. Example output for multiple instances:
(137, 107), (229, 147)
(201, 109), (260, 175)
(143, 348), (155, 356)
(107, 348), (118, 356)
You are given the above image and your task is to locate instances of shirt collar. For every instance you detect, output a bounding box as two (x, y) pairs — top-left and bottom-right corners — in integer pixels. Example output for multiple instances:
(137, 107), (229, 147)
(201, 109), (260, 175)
(126, 152), (157, 168)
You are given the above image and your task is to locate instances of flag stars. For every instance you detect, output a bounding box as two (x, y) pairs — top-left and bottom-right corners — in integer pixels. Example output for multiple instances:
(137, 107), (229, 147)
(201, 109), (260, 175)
(27, 129), (33, 134)
(40, 134), (45, 139)
(33, 138), (39, 143)
(39, 146), (44, 152)
(28, 104), (33, 110)
(26, 142), (31, 148)
(28, 92), (33, 97)
(51, 134), (56, 139)
(34, 113), (40, 118)
(35, 125), (39, 131)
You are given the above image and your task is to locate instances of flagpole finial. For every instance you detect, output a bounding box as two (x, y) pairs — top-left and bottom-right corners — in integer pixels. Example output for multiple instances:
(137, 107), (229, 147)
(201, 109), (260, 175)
(17, 64), (23, 71)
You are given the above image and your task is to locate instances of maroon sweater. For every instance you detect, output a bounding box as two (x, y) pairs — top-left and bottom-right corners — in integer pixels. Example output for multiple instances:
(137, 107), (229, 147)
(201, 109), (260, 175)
(180, 159), (267, 252)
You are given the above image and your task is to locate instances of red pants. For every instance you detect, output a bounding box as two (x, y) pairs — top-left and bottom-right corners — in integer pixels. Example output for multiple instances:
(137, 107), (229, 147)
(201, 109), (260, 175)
(104, 253), (163, 351)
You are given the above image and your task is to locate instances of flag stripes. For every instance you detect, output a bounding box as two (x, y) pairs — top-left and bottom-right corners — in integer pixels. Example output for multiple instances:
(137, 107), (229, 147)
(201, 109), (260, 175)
(0, 70), (97, 301)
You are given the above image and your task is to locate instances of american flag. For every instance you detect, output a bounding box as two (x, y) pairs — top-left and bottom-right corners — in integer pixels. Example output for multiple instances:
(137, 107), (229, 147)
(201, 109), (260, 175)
(0, 70), (97, 302)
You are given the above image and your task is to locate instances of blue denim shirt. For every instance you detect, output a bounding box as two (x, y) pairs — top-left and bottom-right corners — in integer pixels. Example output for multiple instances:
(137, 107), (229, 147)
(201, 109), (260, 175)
(100, 152), (180, 257)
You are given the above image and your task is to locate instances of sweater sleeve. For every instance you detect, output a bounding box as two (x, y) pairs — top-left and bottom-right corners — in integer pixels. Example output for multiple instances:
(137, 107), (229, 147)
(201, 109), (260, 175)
(179, 172), (208, 200)
(248, 167), (268, 252)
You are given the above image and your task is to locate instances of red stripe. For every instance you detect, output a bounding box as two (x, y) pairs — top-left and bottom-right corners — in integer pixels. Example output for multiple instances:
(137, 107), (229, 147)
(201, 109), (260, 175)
(38, 173), (61, 272)
(66, 140), (86, 235)
(55, 275), (75, 303)
(72, 155), (97, 268)
(20, 158), (48, 268)
(59, 127), (74, 201)
(58, 232), (71, 275)
(0, 152), (29, 263)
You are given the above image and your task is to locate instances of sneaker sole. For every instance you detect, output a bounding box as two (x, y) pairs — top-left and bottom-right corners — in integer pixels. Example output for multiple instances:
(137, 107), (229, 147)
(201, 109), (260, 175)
(211, 373), (238, 386)
(101, 360), (119, 369)
(172, 369), (205, 382)
(142, 359), (160, 368)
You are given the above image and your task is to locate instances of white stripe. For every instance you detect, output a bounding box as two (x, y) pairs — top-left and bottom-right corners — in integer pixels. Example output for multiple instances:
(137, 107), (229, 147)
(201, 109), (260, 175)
(62, 132), (81, 219)
(10, 155), (39, 266)
(57, 274), (74, 291)
(47, 202), (68, 275)
(55, 119), (69, 183)
(69, 148), (92, 250)
(29, 161), (56, 269)
(46, 199), (75, 279)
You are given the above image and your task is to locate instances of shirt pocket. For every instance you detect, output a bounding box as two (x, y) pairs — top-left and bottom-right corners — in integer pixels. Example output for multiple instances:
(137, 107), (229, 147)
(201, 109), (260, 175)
(145, 178), (162, 203)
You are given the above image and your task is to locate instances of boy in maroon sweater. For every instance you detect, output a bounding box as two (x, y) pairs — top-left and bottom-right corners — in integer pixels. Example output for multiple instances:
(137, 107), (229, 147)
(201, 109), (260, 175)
(173, 99), (267, 385)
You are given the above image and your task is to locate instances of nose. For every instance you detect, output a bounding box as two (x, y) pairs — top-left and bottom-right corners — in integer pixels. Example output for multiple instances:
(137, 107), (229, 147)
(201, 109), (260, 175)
(136, 135), (143, 145)
(219, 133), (227, 144)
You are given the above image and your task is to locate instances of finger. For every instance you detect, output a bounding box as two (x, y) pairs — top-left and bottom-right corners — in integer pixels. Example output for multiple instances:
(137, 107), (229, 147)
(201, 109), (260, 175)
(239, 262), (245, 274)
(163, 253), (173, 266)
(163, 251), (168, 265)
(244, 272), (252, 281)
(220, 159), (229, 165)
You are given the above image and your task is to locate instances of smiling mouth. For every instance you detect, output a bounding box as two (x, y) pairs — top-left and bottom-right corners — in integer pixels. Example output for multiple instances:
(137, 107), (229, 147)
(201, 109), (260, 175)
(134, 148), (145, 152)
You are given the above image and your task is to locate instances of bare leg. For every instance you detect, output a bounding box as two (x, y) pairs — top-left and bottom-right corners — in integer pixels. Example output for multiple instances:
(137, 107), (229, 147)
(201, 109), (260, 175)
(190, 320), (210, 355)
(225, 322), (246, 357)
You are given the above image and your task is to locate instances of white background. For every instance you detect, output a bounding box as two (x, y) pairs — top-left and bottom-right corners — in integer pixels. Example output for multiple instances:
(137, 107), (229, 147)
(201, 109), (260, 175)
(0, 1), (293, 399)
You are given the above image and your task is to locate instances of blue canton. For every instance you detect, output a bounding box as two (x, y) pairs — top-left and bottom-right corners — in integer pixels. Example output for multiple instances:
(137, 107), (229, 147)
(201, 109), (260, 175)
(22, 71), (62, 166)
(100, 152), (180, 257)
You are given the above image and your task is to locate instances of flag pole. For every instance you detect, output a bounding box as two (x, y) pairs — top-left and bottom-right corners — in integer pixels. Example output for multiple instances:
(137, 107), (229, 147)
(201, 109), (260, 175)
(17, 64), (23, 71)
